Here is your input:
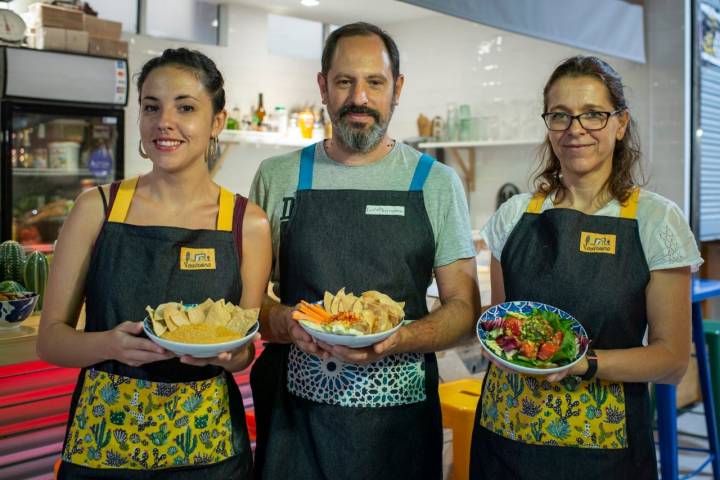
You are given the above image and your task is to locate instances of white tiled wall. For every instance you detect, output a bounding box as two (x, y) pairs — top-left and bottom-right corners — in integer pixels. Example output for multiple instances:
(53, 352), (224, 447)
(122, 2), (688, 228)
(380, 14), (659, 228)
(123, 4), (320, 191)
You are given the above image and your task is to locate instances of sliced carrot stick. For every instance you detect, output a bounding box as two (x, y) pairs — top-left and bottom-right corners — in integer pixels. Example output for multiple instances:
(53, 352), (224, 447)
(301, 301), (332, 319)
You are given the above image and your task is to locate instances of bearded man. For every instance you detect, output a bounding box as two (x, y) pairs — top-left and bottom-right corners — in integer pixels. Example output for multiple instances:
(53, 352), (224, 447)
(249, 22), (480, 480)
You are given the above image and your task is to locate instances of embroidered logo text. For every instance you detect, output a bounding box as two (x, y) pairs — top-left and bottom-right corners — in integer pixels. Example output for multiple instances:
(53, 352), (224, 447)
(365, 205), (405, 216)
(180, 247), (217, 270)
(579, 232), (616, 255)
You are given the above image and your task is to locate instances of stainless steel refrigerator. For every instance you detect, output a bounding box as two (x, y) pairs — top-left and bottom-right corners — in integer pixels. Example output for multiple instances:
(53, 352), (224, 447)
(0, 46), (127, 253)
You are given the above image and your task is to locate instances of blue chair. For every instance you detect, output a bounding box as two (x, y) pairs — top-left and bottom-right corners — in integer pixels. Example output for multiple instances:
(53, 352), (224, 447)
(656, 278), (720, 479)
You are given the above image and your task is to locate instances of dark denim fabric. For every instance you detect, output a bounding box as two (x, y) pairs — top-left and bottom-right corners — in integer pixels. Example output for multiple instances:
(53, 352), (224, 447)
(470, 207), (657, 479)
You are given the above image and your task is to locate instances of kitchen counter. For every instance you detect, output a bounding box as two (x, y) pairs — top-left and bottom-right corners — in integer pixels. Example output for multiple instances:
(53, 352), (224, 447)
(0, 314), (40, 366)
(0, 264), (492, 367)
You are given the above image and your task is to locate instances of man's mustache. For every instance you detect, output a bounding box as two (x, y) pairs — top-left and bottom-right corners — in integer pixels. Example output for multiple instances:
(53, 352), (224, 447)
(338, 105), (381, 123)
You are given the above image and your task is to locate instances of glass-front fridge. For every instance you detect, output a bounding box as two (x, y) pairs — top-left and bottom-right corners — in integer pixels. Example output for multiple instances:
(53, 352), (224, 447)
(0, 47), (128, 253)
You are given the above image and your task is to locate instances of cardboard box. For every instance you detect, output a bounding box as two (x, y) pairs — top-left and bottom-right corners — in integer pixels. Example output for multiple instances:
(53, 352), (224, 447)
(65, 29), (88, 53)
(88, 37), (128, 59)
(83, 15), (121, 40)
(27, 26), (66, 51)
(28, 3), (84, 31)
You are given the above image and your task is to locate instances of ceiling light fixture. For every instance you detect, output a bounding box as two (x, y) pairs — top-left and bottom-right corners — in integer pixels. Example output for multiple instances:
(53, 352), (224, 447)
(301, 0), (319, 6)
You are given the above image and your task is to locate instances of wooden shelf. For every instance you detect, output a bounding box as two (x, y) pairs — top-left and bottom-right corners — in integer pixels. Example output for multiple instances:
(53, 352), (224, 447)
(218, 130), (316, 148)
(13, 168), (94, 177)
(418, 139), (538, 149)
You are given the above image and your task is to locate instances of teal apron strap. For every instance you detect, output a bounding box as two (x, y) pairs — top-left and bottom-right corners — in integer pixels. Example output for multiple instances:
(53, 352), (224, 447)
(409, 153), (435, 191)
(298, 143), (318, 191)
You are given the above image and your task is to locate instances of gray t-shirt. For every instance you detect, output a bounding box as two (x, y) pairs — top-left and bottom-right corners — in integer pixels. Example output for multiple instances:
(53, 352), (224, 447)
(249, 141), (476, 284)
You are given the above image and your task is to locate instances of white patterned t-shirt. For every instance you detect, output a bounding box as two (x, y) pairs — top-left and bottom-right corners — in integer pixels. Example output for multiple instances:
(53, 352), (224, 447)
(482, 189), (703, 271)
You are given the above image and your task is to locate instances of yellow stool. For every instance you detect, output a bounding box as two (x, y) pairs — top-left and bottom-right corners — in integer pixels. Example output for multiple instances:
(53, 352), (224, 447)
(438, 378), (483, 480)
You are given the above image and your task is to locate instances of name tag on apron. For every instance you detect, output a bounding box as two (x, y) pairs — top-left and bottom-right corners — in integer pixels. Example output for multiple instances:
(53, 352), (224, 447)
(579, 232), (616, 255)
(180, 247), (217, 270)
(365, 205), (405, 216)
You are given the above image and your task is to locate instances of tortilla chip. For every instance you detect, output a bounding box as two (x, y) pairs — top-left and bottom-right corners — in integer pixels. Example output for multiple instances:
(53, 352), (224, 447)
(152, 318), (168, 336)
(160, 302), (182, 321)
(167, 314), (181, 331)
(206, 301), (231, 326)
(187, 306), (206, 325)
(343, 293), (357, 312)
(169, 309), (190, 327)
(197, 298), (214, 313)
(323, 291), (333, 311)
(227, 307), (259, 336)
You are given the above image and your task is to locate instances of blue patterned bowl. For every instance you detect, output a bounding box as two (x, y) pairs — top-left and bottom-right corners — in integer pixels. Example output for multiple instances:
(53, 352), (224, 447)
(0, 292), (39, 328)
(476, 300), (589, 375)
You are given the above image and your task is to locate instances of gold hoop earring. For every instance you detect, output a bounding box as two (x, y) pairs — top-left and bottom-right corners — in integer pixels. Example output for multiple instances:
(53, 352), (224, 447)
(206, 137), (219, 164)
(138, 140), (149, 159)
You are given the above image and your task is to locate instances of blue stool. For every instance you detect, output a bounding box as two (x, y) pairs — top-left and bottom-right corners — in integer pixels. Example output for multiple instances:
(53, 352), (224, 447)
(656, 279), (720, 479)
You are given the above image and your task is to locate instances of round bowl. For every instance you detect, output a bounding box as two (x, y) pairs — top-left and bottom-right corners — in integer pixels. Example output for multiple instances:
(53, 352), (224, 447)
(143, 317), (259, 358)
(298, 319), (406, 348)
(476, 300), (589, 375)
(0, 292), (39, 329)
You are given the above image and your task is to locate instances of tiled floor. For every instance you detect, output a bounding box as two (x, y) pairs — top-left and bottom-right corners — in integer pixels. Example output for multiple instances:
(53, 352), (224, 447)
(671, 404), (714, 478)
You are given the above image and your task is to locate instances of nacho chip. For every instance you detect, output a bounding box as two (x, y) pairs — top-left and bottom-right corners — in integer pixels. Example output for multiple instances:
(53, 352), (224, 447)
(169, 309), (190, 327)
(206, 300), (231, 326)
(152, 318), (168, 336)
(323, 291), (333, 312)
(187, 306), (206, 325)
(343, 293), (357, 312)
(307, 288), (406, 335)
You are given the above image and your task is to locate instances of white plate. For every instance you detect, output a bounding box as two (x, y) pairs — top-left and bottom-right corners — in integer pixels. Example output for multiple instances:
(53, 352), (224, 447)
(143, 317), (259, 358)
(476, 300), (589, 375)
(299, 319), (406, 348)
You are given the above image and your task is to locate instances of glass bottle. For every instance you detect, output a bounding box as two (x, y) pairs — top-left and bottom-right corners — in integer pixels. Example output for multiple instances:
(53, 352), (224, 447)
(256, 93), (266, 126)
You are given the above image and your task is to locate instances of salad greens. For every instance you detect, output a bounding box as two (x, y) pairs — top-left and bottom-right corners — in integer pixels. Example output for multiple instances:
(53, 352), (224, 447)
(482, 308), (582, 369)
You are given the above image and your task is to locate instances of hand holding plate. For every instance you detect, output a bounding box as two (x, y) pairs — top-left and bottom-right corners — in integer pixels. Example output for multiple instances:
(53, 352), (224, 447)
(288, 307), (332, 359)
(317, 327), (403, 365)
(179, 333), (260, 370)
(107, 321), (175, 367)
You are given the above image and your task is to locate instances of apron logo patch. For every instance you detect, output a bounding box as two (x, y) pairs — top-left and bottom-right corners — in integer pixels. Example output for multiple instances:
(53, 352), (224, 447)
(281, 196), (295, 221)
(579, 232), (616, 254)
(180, 247), (216, 270)
(365, 205), (405, 216)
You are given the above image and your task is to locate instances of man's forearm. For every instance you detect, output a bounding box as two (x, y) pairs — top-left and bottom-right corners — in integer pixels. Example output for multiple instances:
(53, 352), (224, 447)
(258, 294), (292, 343)
(396, 298), (476, 354)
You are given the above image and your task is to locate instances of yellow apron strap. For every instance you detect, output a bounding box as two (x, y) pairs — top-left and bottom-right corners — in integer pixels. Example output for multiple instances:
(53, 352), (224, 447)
(526, 191), (547, 214)
(216, 187), (235, 231)
(619, 187), (641, 220)
(107, 177), (139, 223)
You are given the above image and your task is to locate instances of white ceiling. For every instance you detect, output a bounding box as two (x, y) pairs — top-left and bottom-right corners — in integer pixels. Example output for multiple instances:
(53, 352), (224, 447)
(210, 0), (438, 26)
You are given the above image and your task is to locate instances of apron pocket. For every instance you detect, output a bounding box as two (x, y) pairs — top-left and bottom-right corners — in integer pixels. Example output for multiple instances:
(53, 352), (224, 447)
(62, 369), (236, 470)
(287, 345), (426, 407)
(480, 365), (627, 449)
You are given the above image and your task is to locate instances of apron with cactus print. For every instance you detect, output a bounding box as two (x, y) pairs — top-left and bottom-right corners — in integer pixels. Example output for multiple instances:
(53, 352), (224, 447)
(471, 189), (658, 479)
(59, 178), (252, 479)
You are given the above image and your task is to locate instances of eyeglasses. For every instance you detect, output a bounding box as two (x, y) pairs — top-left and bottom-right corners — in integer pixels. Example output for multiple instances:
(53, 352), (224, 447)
(541, 110), (623, 131)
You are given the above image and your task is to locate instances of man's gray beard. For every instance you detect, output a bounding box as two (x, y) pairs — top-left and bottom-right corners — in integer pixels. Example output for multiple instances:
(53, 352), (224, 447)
(334, 120), (387, 153)
(333, 103), (395, 153)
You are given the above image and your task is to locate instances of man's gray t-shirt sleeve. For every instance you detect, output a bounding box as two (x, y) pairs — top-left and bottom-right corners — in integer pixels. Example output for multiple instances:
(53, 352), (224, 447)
(423, 164), (476, 267)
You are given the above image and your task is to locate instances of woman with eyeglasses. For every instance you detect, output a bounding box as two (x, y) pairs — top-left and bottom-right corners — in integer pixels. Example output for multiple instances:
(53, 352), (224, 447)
(469, 56), (701, 479)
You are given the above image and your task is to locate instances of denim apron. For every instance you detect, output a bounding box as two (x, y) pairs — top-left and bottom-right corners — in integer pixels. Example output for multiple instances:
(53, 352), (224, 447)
(59, 177), (253, 479)
(470, 188), (657, 479)
(251, 143), (443, 480)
